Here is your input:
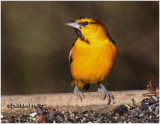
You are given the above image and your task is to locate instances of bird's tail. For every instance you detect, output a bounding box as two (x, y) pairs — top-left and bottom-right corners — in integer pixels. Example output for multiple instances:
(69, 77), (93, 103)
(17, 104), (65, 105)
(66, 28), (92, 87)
(71, 80), (90, 90)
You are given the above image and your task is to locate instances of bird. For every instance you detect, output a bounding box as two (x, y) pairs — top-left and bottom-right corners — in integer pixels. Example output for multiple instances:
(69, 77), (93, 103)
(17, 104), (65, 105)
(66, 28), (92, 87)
(65, 16), (117, 105)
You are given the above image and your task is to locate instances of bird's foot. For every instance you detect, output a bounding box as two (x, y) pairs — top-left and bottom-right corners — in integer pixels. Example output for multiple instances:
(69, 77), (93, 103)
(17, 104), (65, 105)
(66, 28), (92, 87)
(73, 85), (84, 101)
(98, 83), (114, 105)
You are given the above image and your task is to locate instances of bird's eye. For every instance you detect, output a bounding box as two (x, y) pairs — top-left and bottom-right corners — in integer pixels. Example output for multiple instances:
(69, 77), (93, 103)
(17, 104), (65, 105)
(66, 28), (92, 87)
(83, 21), (89, 25)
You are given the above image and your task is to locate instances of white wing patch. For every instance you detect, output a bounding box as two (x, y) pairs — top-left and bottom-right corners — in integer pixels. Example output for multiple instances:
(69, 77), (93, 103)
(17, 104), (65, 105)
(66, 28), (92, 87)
(69, 49), (72, 66)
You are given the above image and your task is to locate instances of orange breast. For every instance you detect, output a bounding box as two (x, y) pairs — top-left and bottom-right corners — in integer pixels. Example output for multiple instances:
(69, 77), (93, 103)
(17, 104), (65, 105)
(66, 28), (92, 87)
(71, 39), (116, 83)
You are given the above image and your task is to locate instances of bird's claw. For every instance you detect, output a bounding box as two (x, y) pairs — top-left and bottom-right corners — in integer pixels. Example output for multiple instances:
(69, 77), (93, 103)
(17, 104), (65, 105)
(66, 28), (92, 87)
(74, 85), (84, 101)
(98, 84), (114, 105)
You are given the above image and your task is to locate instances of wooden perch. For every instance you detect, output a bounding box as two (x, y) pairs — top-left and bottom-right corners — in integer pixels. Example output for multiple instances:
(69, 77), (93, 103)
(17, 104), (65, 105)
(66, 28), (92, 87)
(1, 90), (148, 114)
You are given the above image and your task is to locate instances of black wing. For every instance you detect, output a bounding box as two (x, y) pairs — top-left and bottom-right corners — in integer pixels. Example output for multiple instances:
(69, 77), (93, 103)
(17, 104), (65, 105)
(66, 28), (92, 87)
(69, 49), (72, 66)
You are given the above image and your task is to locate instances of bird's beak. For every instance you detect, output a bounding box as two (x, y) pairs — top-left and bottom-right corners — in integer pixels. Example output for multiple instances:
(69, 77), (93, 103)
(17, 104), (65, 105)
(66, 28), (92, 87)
(64, 21), (81, 30)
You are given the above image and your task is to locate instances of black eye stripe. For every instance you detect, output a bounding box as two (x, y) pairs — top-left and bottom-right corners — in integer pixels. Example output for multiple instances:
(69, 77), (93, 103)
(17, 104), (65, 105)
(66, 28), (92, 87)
(79, 22), (98, 26)
(84, 21), (89, 25)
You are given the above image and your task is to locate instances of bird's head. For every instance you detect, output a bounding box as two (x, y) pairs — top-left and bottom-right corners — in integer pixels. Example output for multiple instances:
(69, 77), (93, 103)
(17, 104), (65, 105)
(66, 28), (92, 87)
(65, 16), (110, 43)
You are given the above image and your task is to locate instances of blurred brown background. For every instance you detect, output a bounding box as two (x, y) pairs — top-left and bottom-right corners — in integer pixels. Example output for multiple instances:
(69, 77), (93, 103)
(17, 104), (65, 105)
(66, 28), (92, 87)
(2, 1), (159, 95)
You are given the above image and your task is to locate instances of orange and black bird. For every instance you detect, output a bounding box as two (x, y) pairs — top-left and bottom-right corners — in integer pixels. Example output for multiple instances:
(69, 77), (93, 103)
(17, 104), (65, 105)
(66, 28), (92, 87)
(65, 16), (117, 104)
